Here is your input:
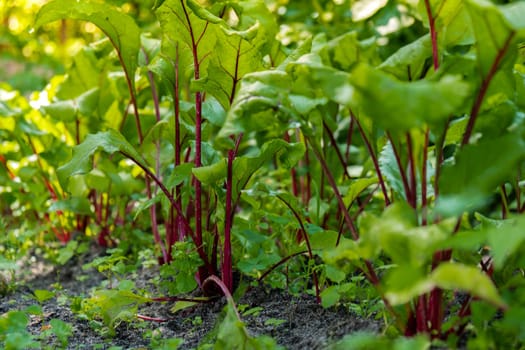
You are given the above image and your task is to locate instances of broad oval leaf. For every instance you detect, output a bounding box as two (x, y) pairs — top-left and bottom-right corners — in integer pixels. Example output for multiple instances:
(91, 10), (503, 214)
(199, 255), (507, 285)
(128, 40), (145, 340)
(487, 215), (525, 269)
(193, 139), (305, 201)
(349, 64), (471, 131)
(384, 266), (434, 306)
(42, 101), (77, 122)
(437, 133), (525, 217)
(431, 262), (506, 308)
(57, 129), (147, 190)
(219, 70), (295, 137)
(35, 0), (140, 93)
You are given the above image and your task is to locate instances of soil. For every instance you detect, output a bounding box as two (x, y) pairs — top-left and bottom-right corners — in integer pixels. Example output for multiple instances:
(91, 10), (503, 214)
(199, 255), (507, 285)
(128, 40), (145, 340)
(1, 247), (382, 349)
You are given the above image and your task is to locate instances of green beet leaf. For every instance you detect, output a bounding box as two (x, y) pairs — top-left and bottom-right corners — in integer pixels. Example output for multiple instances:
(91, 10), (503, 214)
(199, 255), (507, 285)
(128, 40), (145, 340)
(438, 133), (525, 216)
(191, 1), (275, 111)
(193, 139), (304, 200)
(466, 0), (525, 82)
(384, 266), (434, 306)
(379, 142), (407, 200)
(49, 319), (73, 348)
(34, 0), (140, 94)
(57, 129), (148, 190)
(431, 262), (506, 308)
(82, 289), (149, 334)
(487, 215), (525, 269)
(156, 0), (217, 83)
(42, 101), (77, 123)
(418, 0), (474, 48)
(220, 70), (295, 137)
(379, 34), (432, 81)
(348, 63), (471, 131)
(331, 333), (429, 350)
(214, 301), (283, 350)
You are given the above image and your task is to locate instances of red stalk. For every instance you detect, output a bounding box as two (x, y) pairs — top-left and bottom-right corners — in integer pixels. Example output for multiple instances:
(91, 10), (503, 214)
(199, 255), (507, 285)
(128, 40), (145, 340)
(123, 151), (214, 273)
(353, 112), (391, 206)
(387, 132), (412, 204)
(222, 150), (234, 292)
(303, 138), (312, 205)
(345, 117), (355, 163)
(323, 122), (351, 179)
(421, 128), (430, 225)
(309, 145), (359, 240)
(461, 32), (516, 146)
(284, 132), (299, 197)
(406, 132), (417, 209)
(424, 0), (439, 71)
(277, 194), (320, 303)
(180, 0), (212, 284)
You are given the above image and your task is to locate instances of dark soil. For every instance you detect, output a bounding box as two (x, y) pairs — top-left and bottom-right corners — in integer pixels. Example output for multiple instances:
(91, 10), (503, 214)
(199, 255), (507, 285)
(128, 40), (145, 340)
(1, 248), (382, 349)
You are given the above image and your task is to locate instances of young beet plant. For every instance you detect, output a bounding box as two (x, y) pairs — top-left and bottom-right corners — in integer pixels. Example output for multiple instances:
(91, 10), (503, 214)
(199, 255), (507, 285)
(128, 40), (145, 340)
(218, 0), (525, 344)
(34, 0), (304, 295)
(31, 0), (525, 346)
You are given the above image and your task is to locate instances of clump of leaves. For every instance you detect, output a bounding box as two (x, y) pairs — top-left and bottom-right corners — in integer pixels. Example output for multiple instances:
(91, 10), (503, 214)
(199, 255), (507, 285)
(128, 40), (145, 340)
(0, 306), (42, 350)
(158, 241), (202, 295)
(1, 0), (523, 348)
(40, 319), (73, 349)
(76, 282), (148, 336)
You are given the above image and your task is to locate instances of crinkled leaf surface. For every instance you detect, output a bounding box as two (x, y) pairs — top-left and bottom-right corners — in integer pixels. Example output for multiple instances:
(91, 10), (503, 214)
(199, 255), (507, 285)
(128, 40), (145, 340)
(193, 139), (305, 200)
(83, 289), (149, 332)
(379, 34), (432, 81)
(467, 0), (525, 79)
(194, 24), (266, 110)
(419, 0), (474, 47)
(156, 0), (217, 79)
(57, 130), (147, 190)
(219, 70), (295, 137)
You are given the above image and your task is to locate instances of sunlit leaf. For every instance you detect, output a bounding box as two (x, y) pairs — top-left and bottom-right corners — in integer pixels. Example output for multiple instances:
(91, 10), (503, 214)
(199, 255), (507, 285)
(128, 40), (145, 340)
(419, 0), (474, 47)
(384, 266), (434, 306)
(352, 0), (388, 22)
(214, 301), (283, 350)
(35, 0), (140, 93)
(170, 300), (198, 313)
(42, 101), (77, 122)
(321, 285), (341, 308)
(431, 262), (506, 308)
(331, 333), (429, 350)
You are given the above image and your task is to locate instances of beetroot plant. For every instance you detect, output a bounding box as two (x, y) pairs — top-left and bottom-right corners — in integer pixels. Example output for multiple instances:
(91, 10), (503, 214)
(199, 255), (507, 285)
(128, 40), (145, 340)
(1, 0), (525, 348)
